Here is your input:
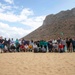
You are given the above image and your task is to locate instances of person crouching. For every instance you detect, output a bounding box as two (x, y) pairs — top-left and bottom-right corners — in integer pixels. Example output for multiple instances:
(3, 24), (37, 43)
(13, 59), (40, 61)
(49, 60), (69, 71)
(10, 44), (16, 52)
(58, 43), (64, 53)
(19, 44), (25, 52)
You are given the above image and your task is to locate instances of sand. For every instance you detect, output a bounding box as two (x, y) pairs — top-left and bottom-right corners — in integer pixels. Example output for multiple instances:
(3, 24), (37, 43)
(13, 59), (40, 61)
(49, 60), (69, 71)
(0, 52), (75, 75)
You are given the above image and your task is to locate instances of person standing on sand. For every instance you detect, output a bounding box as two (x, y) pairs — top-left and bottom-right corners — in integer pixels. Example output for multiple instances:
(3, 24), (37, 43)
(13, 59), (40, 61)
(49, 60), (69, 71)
(48, 42), (53, 52)
(7, 38), (11, 52)
(15, 39), (20, 52)
(0, 36), (4, 53)
(10, 38), (15, 46)
(61, 38), (66, 52)
(3, 38), (8, 52)
(52, 39), (57, 52)
(72, 37), (75, 52)
(66, 38), (72, 52)
(57, 37), (61, 44)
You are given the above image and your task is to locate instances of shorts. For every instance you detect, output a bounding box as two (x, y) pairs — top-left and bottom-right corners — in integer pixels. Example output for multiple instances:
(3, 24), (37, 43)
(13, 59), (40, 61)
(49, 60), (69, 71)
(0, 44), (4, 49)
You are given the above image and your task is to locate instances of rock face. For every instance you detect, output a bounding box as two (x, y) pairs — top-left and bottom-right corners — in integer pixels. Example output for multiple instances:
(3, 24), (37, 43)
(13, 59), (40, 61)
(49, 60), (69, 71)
(23, 8), (75, 41)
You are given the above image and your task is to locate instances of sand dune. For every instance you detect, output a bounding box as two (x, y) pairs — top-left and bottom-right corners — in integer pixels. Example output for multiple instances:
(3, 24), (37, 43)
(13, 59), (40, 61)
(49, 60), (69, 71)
(0, 52), (75, 75)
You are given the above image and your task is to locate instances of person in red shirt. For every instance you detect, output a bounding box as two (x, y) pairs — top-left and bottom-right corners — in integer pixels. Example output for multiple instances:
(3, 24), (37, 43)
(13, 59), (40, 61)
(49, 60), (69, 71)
(58, 43), (64, 53)
(20, 44), (25, 52)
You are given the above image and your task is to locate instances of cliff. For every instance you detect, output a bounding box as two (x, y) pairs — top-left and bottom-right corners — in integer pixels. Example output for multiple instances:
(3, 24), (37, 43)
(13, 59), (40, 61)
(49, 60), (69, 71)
(23, 8), (75, 41)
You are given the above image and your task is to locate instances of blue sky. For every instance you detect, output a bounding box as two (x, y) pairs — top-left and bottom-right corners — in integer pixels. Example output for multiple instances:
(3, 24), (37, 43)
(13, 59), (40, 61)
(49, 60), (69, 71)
(0, 0), (75, 40)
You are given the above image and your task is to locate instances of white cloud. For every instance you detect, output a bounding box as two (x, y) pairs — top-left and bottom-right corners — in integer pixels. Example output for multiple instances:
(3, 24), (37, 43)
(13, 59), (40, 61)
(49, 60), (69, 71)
(4, 0), (14, 4)
(21, 16), (45, 29)
(18, 8), (34, 21)
(0, 3), (13, 13)
(2, 5), (12, 10)
(0, 22), (31, 39)
(0, 12), (19, 22)
(20, 8), (34, 16)
(0, 3), (2, 6)
(0, 8), (34, 22)
(0, 8), (46, 28)
(0, 8), (4, 12)
(19, 8), (46, 29)
(0, 2), (46, 39)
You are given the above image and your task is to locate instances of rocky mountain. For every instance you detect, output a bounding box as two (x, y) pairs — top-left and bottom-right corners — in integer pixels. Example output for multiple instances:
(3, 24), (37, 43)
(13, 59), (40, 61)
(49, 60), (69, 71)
(23, 8), (75, 41)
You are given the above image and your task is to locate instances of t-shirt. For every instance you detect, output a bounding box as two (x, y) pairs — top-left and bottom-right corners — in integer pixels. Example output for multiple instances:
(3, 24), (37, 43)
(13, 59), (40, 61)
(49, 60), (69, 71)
(66, 40), (71, 47)
(25, 45), (29, 49)
(59, 44), (63, 48)
(20, 45), (25, 49)
(33, 44), (37, 48)
(29, 45), (33, 49)
(72, 40), (75, 46)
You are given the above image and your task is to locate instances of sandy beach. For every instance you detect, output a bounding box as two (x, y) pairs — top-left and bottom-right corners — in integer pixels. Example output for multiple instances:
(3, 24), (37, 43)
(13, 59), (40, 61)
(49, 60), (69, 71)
(0, 52), (75, 75)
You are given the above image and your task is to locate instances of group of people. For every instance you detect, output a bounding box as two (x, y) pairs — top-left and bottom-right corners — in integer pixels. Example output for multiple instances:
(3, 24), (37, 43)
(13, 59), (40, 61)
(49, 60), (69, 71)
(0, 36), (75, 53)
